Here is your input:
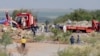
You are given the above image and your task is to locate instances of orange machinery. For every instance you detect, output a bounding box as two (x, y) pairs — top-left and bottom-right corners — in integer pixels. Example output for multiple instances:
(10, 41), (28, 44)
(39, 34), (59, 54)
(66, 20), (100, 33)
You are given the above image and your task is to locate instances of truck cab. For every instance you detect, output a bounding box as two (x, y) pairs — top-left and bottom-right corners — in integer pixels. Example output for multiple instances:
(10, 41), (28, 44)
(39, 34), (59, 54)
(15, 13), (36, 29)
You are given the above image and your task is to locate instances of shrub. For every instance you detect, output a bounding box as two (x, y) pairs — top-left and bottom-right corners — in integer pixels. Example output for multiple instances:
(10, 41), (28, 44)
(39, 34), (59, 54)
(57, 32), (71, 44)
(1, 32), (12, 47)
(51, 28), (62, 37)
(0, 32), (12, 56)
(50, 28), (62, 41)
(51, 28), (72, 44)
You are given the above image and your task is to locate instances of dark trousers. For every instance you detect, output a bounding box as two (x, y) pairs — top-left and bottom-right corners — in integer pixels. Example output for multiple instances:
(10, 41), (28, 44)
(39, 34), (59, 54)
(21, 43), (25, 48)
(31, 28), (36, 36)
(71, 41), (74, 44)
(70, 40), (75, 44)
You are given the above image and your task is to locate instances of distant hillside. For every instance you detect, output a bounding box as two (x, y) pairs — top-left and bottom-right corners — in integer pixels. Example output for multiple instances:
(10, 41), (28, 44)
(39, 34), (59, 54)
(36, 11), (69, 23)
(37, 17), (53, 23)
(34, 9), (73, 23)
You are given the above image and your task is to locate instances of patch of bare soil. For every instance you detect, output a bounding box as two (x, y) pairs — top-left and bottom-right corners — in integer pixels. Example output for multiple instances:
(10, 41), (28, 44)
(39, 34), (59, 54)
(26, 43), (67, 56)
(7, 43), (67, 56)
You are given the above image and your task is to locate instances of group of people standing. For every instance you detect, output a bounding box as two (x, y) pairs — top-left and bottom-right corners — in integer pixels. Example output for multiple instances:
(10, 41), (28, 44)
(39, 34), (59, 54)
(41, 24), (49, 32)
(70, 35), (81, 45)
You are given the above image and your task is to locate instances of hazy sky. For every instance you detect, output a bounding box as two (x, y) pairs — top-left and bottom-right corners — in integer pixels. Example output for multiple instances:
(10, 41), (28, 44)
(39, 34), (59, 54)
(0, 0), (100, 9)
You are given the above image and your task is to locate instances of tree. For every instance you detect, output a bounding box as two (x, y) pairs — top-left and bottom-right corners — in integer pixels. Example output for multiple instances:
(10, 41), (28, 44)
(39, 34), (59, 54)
(12, 10), (19, 19)
(54, 9), (97, 23)
(91, 10), (100, 21)
(12, 9), (35, 20)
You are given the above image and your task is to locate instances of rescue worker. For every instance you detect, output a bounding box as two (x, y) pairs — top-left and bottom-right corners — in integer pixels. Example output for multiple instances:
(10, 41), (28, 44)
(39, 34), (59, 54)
(9, 17), (13, 27)
(70, 35), (75, 45)
(21, 37), (27, 49)
(63, 25), (66, 33)
(31, 24), (36, 36)
(76, 35), (80, 44)
(21, 17), (26, 29)
(45, 20), (49, 32)
(45, 25), (48, 32)
(41, 24), (45, 32)
(52, 24), (55, 29)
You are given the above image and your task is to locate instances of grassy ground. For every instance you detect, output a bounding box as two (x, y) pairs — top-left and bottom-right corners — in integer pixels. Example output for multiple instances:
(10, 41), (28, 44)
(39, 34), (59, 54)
(58, 32), (100, 56)
(58, 44), (100, 56)
(0, 52), (6, 56)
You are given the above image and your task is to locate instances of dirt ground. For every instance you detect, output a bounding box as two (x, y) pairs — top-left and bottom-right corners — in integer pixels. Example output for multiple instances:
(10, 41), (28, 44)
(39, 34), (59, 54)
(7, 42), (67, 56)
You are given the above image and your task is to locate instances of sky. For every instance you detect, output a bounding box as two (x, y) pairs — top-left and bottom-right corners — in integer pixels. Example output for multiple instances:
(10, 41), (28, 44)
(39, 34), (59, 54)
(0, 0), (100, 9)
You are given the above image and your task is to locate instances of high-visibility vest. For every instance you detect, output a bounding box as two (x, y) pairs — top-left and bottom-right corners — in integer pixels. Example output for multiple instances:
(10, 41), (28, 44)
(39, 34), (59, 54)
(21, 39), (26, 43)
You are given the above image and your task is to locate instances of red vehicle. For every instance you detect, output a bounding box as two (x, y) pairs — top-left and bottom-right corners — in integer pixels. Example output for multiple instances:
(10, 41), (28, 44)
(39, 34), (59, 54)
(67, 20), (100, 33)
(5, 12), (37, 29)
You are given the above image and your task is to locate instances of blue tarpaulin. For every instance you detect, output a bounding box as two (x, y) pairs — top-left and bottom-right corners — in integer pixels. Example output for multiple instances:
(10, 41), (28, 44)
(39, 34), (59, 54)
(0, 18), (7, 24)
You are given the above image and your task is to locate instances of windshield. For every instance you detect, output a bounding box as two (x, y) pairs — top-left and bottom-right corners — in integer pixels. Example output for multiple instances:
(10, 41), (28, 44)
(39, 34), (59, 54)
(15, 16), (22, 24)
(15, 16), (28, 25)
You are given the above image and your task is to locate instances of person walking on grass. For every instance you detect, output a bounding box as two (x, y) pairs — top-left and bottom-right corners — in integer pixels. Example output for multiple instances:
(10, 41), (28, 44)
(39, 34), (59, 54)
(31, 24), (36, 36)
(70, 35), (75, 45)
(76, 35), (80, 44)
(41, 24), (45, 32)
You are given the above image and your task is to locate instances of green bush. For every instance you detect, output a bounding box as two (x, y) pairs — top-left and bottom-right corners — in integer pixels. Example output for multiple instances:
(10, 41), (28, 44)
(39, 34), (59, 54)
(0, 32), (12, 56)
(1, 32), (12, 47)
(51, 28), (62, 37)
(50, 28), (62, 41)
(51, 28), (72, 44)
(57, 32), (71, 44)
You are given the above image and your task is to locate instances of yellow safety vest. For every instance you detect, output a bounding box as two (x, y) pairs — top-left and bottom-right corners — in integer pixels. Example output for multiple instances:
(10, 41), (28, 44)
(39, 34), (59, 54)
(21, 39), (26, 43)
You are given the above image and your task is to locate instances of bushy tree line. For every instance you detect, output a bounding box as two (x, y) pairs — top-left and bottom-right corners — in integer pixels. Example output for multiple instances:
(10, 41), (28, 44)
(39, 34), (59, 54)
(54, 9), (100, 23)
(12, 9), (32, 18)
